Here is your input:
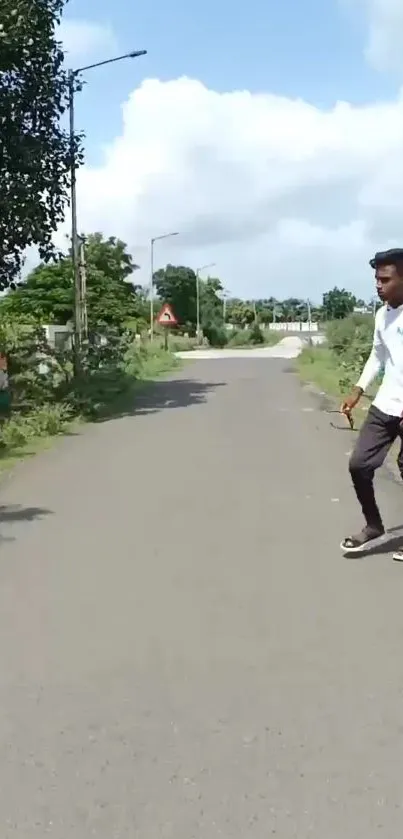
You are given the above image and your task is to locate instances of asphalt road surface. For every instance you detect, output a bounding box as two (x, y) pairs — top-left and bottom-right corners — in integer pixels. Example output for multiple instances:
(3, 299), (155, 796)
(1, 358), (403, 838)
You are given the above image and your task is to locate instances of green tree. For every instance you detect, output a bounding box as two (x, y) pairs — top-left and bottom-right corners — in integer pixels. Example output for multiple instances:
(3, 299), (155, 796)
(200, 276), (224, 329)
(0, 0), (83, 288)
(278, 298), (305, 322)
(323, 287), (357, 320)
(153, 264), (198, 327)
(1, 234), (142, 328)
(226, 299), (255, 326)
(256, 298), (276, 324)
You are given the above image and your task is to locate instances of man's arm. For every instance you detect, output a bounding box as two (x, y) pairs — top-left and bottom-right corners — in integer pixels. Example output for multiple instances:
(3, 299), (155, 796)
(355, 318), (384, 393)
(341, 314), (384, 413)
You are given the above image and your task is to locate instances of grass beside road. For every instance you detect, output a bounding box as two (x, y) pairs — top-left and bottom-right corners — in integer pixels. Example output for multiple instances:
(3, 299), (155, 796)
(297, 346), (345, 399)
(296, 322), (403, 471)
(0, 346), (181, 477)
(296, 341), (375, 428)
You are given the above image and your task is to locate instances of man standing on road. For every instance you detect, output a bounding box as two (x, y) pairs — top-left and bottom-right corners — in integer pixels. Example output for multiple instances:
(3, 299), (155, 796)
(341, 248), (403, 558)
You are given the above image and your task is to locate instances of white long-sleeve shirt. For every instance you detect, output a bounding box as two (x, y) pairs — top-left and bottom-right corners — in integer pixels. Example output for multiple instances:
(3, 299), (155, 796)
(356, 303), (403, 416)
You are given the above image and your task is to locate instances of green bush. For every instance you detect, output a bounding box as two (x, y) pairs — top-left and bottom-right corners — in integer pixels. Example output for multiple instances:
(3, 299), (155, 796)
(228, 329), (248, 347)
(326, 314), (373, 358)
(0, 403), (71, 450)
(0, 321), (179, 456)
(326, 315), (374, 390)
(298, 315), (377, 400)
(203, 324), (228, 347)
(248, 322), (265, 344)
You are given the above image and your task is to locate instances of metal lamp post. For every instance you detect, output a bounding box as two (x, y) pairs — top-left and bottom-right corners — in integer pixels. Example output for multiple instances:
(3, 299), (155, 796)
(307, 298), (312, 331)
(68, 49), (147, 368)
(149, 232), (179, 340)
(221, 288), (229, 324)
(196, 263), (215, 343)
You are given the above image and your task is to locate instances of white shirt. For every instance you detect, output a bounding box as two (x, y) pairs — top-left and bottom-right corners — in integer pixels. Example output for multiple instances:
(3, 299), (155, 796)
(356, 303), (403, 417)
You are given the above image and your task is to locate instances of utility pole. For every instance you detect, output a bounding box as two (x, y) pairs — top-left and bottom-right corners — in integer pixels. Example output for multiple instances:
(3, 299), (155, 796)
(307, 298), (312, 331)
(78, 236), (88, 341)
(196, 268), (200, 343)
(196, 263), (216, 343)
(68, 71), (81, 369)
(68, 49), (147, 372)
(149, 231), (179, 341)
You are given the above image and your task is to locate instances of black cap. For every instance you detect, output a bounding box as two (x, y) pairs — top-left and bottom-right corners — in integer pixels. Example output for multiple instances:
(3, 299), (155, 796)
(369, 248), (403, 269)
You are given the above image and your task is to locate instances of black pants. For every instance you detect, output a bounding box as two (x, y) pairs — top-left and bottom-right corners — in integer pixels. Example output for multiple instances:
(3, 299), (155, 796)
(349, 405), (403, 528)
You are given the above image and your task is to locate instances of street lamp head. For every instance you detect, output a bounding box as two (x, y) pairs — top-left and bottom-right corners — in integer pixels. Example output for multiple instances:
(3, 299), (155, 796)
(129, 50), (148, 58)
(197, 262), (216, 274)
(73, 49), (147, 76)
(152, 231), (180, 244)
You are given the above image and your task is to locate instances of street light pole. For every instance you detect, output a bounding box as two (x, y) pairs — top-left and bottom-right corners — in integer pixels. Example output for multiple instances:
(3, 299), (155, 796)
(221, 288), (230, 324)
(68, 70), (81, 365)
(68, 49), (147, 371)
(149, 231), (179, 341)
(196, 263), (215, 342)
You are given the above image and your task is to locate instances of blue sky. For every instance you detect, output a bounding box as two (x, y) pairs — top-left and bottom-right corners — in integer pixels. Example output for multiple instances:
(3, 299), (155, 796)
(59, 0), (403, 301)
(65, 0), (395, 165)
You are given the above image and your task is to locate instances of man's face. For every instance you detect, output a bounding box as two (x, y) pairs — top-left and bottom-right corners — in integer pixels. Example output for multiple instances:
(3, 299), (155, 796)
(375, 263), (403, 306)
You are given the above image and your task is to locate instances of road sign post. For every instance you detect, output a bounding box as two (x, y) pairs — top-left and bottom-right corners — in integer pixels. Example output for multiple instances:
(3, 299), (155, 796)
(157, 303), (178, 351)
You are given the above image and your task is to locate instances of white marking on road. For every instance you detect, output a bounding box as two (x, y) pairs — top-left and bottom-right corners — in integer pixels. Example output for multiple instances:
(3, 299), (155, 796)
(331, 498), (340, 503)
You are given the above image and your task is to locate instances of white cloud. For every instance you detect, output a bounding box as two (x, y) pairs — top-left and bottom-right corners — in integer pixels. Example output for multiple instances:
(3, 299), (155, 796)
(59, 18), (117, 64)
(352, 0), (403, 73)
(61, 77), (403, 301)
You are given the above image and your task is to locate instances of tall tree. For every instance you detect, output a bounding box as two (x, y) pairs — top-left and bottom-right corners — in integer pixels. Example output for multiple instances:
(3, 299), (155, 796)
(153, 264), (198, 326)
(323, 287), (357, 320)
(200, 276), (224, 329)
(0, 0), (82, 288)
(0, 234), (142, 328)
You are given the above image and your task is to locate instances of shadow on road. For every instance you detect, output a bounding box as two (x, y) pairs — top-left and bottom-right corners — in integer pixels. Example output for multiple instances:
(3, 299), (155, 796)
(97, 378), (227, 421)
(0, 505), (52, 546)
(0, 505), (51, 523)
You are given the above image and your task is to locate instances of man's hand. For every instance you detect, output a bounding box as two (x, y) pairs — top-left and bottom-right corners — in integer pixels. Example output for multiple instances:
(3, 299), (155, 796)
(340, 386), (363, 416)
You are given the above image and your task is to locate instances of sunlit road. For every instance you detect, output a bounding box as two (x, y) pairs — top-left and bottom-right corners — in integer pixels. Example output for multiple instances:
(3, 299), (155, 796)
(0, 358), (403, 837)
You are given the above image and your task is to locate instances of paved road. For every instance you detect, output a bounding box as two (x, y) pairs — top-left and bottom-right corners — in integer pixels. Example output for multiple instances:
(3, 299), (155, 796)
(1, 359), (403, 837)
(175, 335), (308, 360)
(175, 335), (326, 361)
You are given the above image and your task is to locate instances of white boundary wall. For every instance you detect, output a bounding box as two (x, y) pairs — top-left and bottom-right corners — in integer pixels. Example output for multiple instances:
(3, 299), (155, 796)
(268, 321), (318, 332)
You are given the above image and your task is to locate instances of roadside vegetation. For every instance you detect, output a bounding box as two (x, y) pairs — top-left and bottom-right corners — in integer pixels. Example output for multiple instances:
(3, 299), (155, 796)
(0, 316), (180, 470)
(296, 314), (376, 422)
(0, 1), (378, 469)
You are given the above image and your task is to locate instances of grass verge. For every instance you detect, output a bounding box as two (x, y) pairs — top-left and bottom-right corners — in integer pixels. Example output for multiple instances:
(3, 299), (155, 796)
(0, 347), (181, 477)
(296, 346), (344, 397)
(295, 345), (374, 427)
(296, 338), (403, 474)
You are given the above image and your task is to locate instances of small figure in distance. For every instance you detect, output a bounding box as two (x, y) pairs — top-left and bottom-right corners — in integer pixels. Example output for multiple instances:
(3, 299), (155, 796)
(340, 248), (403, 559)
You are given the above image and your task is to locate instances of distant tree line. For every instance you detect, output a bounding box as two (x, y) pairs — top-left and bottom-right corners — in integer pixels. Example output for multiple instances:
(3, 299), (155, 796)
(0, 241), (373, 336)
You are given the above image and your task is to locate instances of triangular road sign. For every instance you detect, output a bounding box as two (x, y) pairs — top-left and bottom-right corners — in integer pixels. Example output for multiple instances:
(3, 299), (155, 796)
(157, 303), (178, 326)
